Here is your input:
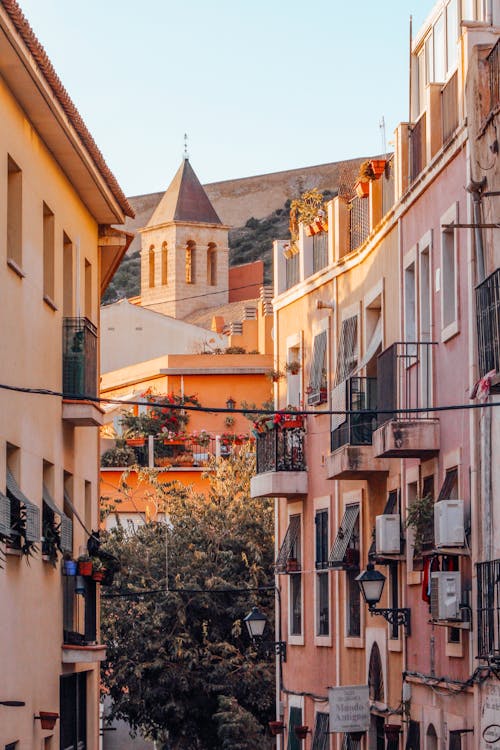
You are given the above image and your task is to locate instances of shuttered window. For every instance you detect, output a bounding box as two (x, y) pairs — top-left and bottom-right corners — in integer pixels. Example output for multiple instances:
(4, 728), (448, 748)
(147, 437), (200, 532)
(0, 490), (11, 536)
(287, 706), (302, 750)
(311, 712), (329, 750)
(329, 504), (360, 568)
(334, 315), (358, 385)
(308, 331), (328, 405)
(275, 515), (301, 572)
(43, 485), (73, 553)
(6, 468), (40, 542)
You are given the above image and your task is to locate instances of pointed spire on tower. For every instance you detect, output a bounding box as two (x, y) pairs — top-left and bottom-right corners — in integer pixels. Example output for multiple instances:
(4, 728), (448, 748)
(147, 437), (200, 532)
(183, 132), (189, 161)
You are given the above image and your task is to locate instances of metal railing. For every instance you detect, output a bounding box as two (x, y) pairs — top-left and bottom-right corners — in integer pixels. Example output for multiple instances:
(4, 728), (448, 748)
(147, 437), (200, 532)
(285, 253), (300, 290)
(442, 71), (459, 144)
(382, 159), (395, 217)
(256, 428), (306, 473)
(410, 112), (426, 183)
(477, 559), (500, 662)
(312, 232), (328, 274)
(476, 267), (500, 377)
(349, 196), (370, 252)
(62, 317), (98, 399)
(376, 342), (436, 426)
(488, 38), (500, 114)
(331, 377), (377, 451)
(154, 437), (218, 467)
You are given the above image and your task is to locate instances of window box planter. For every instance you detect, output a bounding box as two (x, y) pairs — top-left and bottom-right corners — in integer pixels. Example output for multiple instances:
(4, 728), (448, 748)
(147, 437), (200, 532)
(295, 725), (310, 741)
(370, 159), (386, 179)
(38, 711), (59, 730)
(126, 438), (145, 447)
(269, 721), (285, 736)
(355, 180), (370, 199)
(92, 570), (105, 583)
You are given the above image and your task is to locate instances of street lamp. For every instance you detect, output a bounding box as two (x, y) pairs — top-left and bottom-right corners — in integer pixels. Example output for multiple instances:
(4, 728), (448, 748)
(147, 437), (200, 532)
(244, 606), (286, 660)
(356, 564), (411, 635)
(226, 397), (236, 410)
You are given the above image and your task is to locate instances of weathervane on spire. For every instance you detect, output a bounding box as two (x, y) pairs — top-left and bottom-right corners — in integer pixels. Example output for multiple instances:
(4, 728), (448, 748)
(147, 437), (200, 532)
(183, 133), (189, 161)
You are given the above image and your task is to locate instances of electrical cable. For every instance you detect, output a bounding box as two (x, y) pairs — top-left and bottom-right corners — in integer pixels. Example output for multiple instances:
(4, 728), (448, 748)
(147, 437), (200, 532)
(1, 380), (500, 418)
(104, 280), (269, 309)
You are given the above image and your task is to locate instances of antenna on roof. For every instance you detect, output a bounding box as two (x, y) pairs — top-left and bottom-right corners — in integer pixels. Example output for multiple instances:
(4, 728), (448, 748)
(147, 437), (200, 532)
(183, 132), (189, 161)
(379, 116), (387, 155)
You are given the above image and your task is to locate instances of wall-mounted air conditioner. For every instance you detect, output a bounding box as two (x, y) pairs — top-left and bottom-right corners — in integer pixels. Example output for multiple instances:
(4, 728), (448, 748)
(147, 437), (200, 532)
(430, 571), (461, 620)
(375, 514), (401, 555)
(434, 499), (464, 548)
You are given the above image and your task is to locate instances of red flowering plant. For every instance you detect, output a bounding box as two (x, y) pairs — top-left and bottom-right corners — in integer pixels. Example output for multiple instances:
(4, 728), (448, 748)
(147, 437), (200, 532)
(121, 393), (200, 439)
(272, 406), (304, 430)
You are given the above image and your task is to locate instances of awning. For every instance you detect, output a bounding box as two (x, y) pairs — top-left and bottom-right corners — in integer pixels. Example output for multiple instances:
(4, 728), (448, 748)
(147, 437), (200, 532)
(357, 317), (382, 372)
(6, 469), (40, 543)
(0, 491), (11, 537)
(43, 485), (73, 553)
(328, 504), (359, 568)
(275, 515), (301, 573)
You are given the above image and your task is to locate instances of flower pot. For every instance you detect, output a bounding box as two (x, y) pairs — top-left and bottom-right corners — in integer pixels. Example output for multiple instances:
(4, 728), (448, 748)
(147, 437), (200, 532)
(282, 418), (303, 430)
(39, 711), (59, 730)
(63, 560), (77, 576)
(78, 560), (93, 576)
(126, 438), (145, 447)
(370, 159), (386, 179)
(295, 725), (309, 741)
(268, 720), (285, 736)
(92, 571), (105, 582)
(384, 724), (402, 742)
(355, 180), (370, 198)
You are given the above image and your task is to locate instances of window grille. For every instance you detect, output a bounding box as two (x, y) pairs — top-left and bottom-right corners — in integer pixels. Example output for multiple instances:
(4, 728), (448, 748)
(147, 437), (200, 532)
(308, 331), (327, 405)
(334, 316), (358, 385)
(313, 232), (328, 273)
(43, 485), (73, 553)
(476, 559), (500, 661)
(6, 468), (40, 542)
(329, 504), (359, 568)
(349, 196), (369, 252)
(311, 712), (329, 750)
(275, 515), (301, 573)
(0, 490), (11, 536)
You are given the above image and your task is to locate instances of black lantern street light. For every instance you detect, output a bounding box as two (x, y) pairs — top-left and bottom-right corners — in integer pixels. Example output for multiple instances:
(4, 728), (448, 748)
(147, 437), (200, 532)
(244, 606), (287, 661)
(226, 397), (236, 410)
(356, 564), (411, 636)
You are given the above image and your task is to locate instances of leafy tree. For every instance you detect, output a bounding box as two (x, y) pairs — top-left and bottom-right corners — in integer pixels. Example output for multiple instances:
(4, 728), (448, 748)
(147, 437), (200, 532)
(101, 449), (276, 749)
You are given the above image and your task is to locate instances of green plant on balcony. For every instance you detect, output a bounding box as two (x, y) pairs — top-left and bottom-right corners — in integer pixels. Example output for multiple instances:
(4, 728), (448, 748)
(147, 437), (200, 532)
(285, 360), (301, 375)
(358, 160), (376, 181)
(10, 500), (38, 562)
(121, 392), (201, 439)
(405, 494), (434, 555)
(42, 517), (62, 566)
(191, 429), (211, 447)
(101, 440), (137, 467)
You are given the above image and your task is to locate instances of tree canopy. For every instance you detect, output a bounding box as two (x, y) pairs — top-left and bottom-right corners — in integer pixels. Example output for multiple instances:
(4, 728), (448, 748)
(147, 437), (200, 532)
(101, 449), (276, 749)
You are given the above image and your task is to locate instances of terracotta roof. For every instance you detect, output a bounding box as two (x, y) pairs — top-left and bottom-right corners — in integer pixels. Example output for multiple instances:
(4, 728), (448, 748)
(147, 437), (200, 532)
(1, 0), (134, 219)
(146, 158), (222, 228)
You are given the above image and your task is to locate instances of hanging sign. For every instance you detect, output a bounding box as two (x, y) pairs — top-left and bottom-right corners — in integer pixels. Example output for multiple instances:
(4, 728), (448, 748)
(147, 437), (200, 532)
(328, 685), (370, 733)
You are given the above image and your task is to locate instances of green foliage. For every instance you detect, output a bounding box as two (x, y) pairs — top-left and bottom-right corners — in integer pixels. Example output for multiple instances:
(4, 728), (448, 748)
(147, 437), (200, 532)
(101, 451), (275, 749)
(121, 393), (200, 438)
(405, 494), (434, 555)
(101, 441), (137, 467)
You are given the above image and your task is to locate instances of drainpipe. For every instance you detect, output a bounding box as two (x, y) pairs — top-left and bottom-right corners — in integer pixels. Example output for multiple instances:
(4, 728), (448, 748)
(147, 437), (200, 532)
(486, 0), (493, 26)
(466, 178), (487, 283)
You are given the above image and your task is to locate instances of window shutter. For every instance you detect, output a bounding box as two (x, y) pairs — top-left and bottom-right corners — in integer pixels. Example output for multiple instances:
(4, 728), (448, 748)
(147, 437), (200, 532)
(6, 469), (40, 543)
(328, 504), (359, 568)
(43, 485), (73, 553)
(308, 331), (327, 405)
(311, 712), (329, 750)
(287, 707), (303, 750)
(275, 515), (301, 572)
(0, 491), (11, 536)
(334, 315), (358, 385)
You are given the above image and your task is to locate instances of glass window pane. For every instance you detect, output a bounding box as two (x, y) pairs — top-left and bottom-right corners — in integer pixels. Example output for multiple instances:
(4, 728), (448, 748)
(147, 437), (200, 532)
(317, 572), (329, 636)
(290, 573), (302, 635)
(434, 14), (446, 81)
(447, 0), (459, 71)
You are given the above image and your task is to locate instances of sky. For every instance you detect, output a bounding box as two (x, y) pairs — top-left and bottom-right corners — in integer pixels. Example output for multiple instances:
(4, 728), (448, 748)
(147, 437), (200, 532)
(18, 0), (432, 197)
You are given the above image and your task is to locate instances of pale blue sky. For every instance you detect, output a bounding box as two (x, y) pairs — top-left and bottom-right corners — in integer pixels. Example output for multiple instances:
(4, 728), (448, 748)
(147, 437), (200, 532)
(18, 0), (431, 196)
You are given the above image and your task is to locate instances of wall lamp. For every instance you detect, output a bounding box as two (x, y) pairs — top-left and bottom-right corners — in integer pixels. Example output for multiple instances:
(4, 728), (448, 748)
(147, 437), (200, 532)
(226, 397), (236, 410)
(244, 606), (286, 661)
(356, 564), (411, 635)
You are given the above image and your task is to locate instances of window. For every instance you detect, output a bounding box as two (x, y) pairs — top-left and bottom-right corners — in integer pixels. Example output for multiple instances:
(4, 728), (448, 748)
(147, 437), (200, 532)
(441, 214), (457, 335)
(329, 504), (360, 569)
(426, 724), (438, 750)
(404, 261), (416, 343)
(60, 673), (87, 750)
(317, 571), (329, 636)
(207, 242), (217, 286)
(308, 331), (328, 405)
(346, 567), (361, 637)
(287, 707), (302, 750)
(287, 345), (302, 407)
(311, 712), (329, 750)
(368, 643), (385, 702)
(290, 571), (302, 636)
(63, 233), (74, 316)
(275, 515), (301, 573)
(6, 455), (40, 550)
(315, 509), (329, 569)
(434, 12), (446, 81)
(42, 464), (73, 558)
(186, 241), (196, 283)
(84, 480), (92, 535)
(449, 731), (462, 750)
(389, 563), (399, 639)
(334, 315), (358, 385)
(148, 245), (155, 288)
(84, 259), (92, 320)
(43, 202), (55, 304)
(161, 241), (168, 285)
(7, 155), (22, 270)
(446, 0), (459, 73)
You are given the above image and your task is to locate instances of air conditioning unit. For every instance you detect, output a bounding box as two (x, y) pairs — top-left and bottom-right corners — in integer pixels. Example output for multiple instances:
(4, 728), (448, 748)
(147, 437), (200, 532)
(376, 514), (401, 555)
(430, 571), (461, 620)
(434, 499), (464, 547)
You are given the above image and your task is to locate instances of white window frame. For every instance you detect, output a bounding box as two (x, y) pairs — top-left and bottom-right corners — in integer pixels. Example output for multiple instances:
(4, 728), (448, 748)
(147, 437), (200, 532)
(287, 501), (304, 646)
(286, 332), (303, 408)
(440, 202), (459, 342)
(314, 496), (331, 646)
(342, 489), (364, 649)
(403, 246), (417, 346)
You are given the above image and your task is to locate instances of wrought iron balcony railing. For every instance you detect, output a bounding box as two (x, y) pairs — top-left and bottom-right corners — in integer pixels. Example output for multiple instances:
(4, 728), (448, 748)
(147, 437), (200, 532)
(376, 341), (435, 426)
(477, 559), (500, 663)
(331, 377), (377, 452)
(349, 195), (370, 252)
(62, 317), (98, 399)
(255, 428), (306, 474)
(476, 268), (500, 377)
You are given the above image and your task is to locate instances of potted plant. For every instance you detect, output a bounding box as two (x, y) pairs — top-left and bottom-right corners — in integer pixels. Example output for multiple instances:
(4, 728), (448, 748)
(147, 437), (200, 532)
(266, 369), (284, 383)
(224, 415), (235, 427)
(91, 558), (105, 582)
(295, 725), (310, 741)
(285, 360), (301, 375)
(125, 436), (146, 447)
(62, 553), (77, 576)
(77, 554), (92, 577)
(405, 494), (434, 556)
(355, 179), (370, 199)
(370, 158), (387, 179)
(269, 720), (285, 736)
(38, 711), (59, 730)
(101, 441), (137, 467)
(191, 429), (211, 447)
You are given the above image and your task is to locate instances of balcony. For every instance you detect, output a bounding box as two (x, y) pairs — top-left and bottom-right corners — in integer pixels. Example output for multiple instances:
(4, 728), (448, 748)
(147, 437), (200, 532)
(476, 268), (500, 389)
(373, 342), (440, 459)
(326, 377), (389, 479)
(441, 71), (459, 145)
(101, 434), (238, 469)
(477, 559), (500, 664)
(349, 195), (370, 252)
(250, 428), (307, 499)
(312, 232), (328, 273)
(410, 112), (426, 183)
(62, 317), (102, 426)
(285, 252), (300, 290)
(62, 575), (106, 663)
